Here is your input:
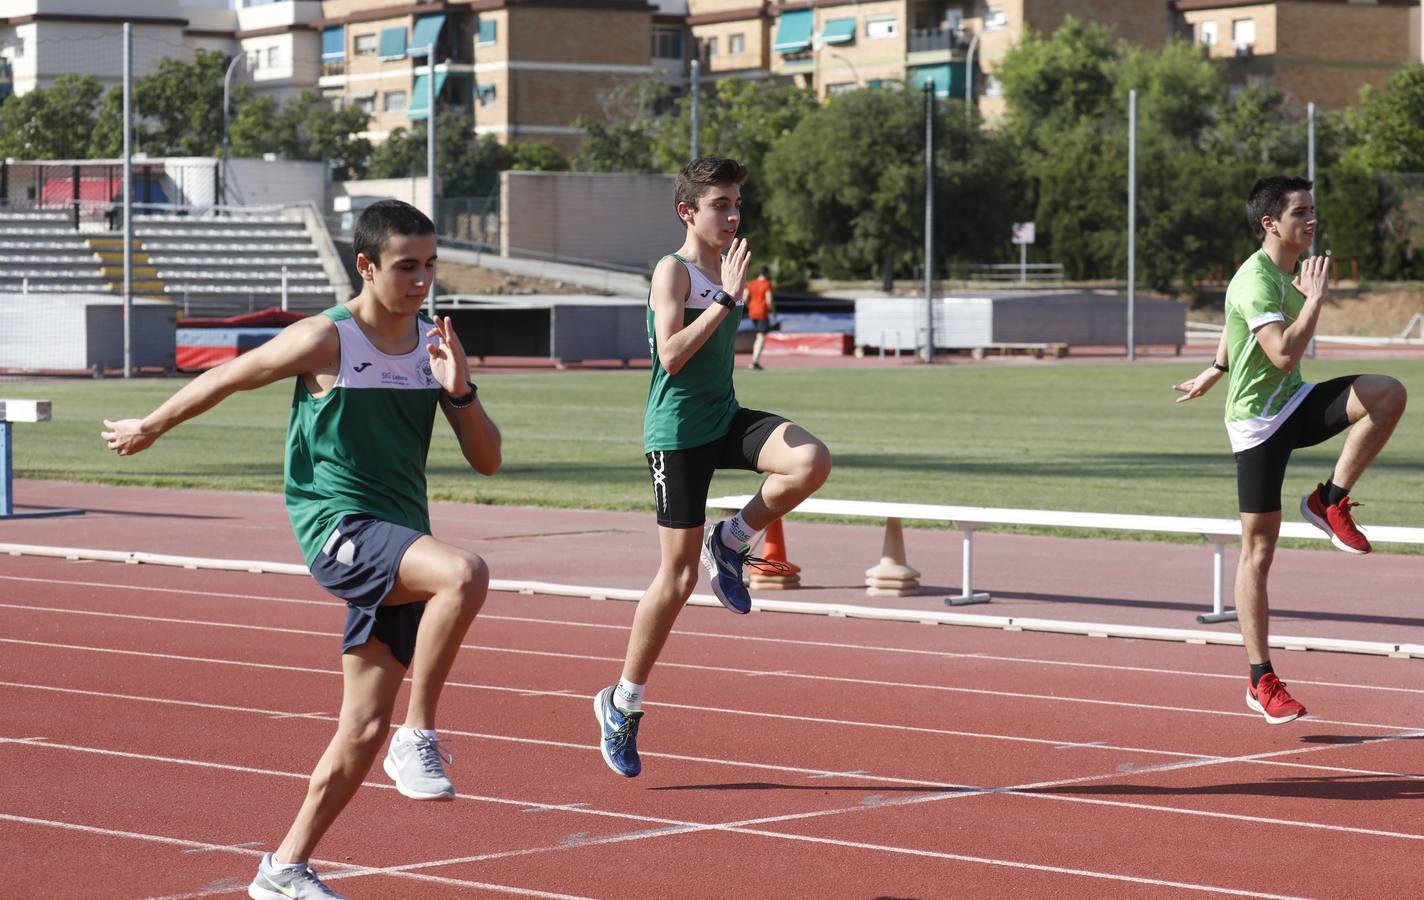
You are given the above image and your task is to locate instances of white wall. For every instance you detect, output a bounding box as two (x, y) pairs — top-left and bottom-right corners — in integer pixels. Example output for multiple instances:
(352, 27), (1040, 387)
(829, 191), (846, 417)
(501, 171), (681, 270)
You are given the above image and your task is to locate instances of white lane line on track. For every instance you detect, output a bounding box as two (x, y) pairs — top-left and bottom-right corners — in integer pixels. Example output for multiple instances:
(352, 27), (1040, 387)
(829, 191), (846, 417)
(2, 602), (1418, 733)
(4, 678), (1424, 843)
(5, 636), (1423, 774)
(6, 573), (1424, 697)
(0, 738), (1350, 899)
(0, 812), (589, 899)
(0, 740), (1321, 900)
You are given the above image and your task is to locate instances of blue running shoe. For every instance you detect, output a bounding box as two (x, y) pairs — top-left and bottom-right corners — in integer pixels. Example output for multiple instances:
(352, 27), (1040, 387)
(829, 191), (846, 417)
(701, 521), (753, 614)
(594, 686), (643, 777)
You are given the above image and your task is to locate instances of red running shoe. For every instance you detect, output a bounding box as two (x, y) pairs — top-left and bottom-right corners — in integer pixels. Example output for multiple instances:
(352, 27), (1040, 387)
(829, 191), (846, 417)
(1301, 484), (1372, 555)
(1246, 673), (1307, 724)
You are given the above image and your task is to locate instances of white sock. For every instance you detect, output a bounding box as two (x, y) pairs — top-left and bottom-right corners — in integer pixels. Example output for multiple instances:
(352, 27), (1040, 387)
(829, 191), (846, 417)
(722, 513), (757, 551)
(270, 855), (306, 872)
(398, 726), (437, 742)
(613, 679), (645, 713)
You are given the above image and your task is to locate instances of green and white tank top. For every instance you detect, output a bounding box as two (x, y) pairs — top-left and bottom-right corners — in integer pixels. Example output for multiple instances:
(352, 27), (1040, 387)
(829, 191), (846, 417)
(643, 254), (742, 452)
(285, 306), (441, 566)
(1222, 249), (1312, 452)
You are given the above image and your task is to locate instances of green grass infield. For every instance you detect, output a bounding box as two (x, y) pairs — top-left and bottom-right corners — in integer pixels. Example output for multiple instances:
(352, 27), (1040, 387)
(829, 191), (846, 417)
(7, 358), (1422, 548)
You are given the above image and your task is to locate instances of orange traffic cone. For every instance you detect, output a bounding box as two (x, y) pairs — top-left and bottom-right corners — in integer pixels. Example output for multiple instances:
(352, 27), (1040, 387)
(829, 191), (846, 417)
(865, 517), (920, 597)
(748, 517), (801, 590)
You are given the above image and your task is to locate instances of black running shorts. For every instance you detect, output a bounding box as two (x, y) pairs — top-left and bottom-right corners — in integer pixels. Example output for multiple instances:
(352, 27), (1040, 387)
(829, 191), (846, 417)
(309, 514), (427, 668)
(1234, 376), (1358, 514)
(645, 408), (789, 529)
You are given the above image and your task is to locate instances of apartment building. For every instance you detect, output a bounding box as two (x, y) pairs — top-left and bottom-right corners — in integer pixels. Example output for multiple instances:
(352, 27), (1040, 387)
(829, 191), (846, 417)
(1174, 0), (1421, 109)
(684, 2), (1176, 117)
(0, 0), (238, 100)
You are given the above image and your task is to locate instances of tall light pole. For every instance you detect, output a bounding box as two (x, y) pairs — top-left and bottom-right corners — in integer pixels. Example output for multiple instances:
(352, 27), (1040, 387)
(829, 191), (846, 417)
(425, 42), (437, 318)
(922, 79), (935, 365)
(123, 22), (133, 379)
(220, 51), (247, 207)
(964, 31), (980, 122)
(1127, 88), (1137, 362)
(690, 58), (700, 159)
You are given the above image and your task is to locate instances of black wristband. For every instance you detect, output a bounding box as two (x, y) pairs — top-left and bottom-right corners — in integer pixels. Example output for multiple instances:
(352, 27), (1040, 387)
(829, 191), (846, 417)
(445, 381), (478, 408)
(712, 290), (736, 308)
(1211, 362), (1229, 373)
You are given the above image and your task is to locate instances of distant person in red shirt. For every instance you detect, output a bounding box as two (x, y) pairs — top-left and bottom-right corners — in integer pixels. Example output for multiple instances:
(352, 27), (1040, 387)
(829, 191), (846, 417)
(745, 266), (775, 369)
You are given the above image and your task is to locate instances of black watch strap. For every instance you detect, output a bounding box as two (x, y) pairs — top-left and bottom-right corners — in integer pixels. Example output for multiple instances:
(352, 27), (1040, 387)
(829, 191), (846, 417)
(446, 381), (478, 408)
(712, 290), (736, 308)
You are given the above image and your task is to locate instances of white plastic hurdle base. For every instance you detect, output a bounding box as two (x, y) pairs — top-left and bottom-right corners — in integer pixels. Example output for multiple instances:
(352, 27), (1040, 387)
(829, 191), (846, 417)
(0, 400), (85, 520)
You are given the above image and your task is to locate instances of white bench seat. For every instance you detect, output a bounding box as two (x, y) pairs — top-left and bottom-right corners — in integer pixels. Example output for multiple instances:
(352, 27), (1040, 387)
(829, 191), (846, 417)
(141, 242), (314, 253)
(134, 228), (309, 239)
(157, 269), (328, 281)
(166, 283), (333, 294)
(707, 494), (1424, 623)
(146, 256), (323, 267)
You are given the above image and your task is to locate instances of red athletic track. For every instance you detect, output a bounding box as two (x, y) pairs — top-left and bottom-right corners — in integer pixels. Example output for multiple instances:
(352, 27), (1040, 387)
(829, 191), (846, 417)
(3, 548), (1423, 900)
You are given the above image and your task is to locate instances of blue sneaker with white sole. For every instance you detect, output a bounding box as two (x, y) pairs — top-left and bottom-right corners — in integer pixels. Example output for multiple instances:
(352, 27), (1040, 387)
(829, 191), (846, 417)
(701, 521), (752, 614)
(594, 686), (642, 777)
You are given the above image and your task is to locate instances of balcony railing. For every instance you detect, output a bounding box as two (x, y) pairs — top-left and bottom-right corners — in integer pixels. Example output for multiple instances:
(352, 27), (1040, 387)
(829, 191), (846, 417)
(908, 27), (969, 54)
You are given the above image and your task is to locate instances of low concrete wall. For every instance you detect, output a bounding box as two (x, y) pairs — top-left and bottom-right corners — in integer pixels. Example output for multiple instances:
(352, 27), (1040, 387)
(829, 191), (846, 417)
(500, 171), (680, 271)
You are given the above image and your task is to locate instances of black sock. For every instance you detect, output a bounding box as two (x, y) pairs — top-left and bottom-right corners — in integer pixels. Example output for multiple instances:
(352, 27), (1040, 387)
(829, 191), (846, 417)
(1249, 661), (1274, 687)
(1323, 479), (1350, 506)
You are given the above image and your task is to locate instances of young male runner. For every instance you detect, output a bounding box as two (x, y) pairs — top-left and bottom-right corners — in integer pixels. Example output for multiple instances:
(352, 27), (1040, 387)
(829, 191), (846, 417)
(745, 266), (776, 369)
(1174, 175), (1405, 724)
(102, 200), (502, 898)
(594, 157), (832, 777)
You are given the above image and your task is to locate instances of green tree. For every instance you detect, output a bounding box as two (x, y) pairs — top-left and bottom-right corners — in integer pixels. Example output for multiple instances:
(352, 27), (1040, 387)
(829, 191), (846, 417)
(1344, 66), (1424, 172)
(651, 77), (818, 176)
(130, 49), (231, 156)
(0, 74), (104, 158)
(997, 19), (1293, 292)
(763, 85), (1026, 285)
(368, 114), (511, 195)
(571, 119), (658, 173)
(508, 141), (569, 171)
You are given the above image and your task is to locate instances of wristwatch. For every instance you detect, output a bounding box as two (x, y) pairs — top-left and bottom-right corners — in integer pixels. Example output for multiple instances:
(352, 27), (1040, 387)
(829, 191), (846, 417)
(711, 289), (736, 309)
(445, 381), (478, 408)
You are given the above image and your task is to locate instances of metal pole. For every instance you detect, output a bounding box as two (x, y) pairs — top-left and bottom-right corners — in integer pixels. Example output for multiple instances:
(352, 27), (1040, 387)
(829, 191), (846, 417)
(1307, 100), (1317, 359)
(1126, 88), (1137, 363)
(922, 80), (935, 365)
(426, 43), (437, 318)
(1020, 241), (1027, 284)
(281, 265), (289, 312)
(221, 53), (243, 207)
(964, 32), (979, 122)
(690, 59), (700, 160)
(123, 22), (133, 379)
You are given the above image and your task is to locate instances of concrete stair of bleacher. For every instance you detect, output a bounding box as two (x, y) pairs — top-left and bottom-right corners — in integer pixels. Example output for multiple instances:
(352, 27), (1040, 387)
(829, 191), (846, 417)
(0, 210), (346, 314)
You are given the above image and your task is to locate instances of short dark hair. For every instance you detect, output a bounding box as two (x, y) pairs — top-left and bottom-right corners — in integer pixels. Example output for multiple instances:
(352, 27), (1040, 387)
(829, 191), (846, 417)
(676, 157), (748, 211)
(1246, 176), (1313, 242)
(353, 199), (435, 266)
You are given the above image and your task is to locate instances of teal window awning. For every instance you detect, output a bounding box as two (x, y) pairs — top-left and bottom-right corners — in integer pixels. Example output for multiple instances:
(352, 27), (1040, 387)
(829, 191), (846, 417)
(477, 18), (497, 45)
(321, 26), (344, 61)
(408, 71), (449, 120)
(409, 14), (445, 56)
(909, 62), (965, 98)
(819, 18), (856, 45)
(773, 9), (813, 54)
(378, 26), (407, 60)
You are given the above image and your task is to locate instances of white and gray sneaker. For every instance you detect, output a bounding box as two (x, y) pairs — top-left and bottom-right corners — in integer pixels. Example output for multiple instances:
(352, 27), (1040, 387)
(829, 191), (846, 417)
(383, 729), (455, 800)
(248, 852), (344, 900)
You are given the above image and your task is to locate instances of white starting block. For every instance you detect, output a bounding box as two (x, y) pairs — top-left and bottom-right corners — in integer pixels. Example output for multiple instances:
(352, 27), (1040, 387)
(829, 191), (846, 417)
(0, 399), (84, 519)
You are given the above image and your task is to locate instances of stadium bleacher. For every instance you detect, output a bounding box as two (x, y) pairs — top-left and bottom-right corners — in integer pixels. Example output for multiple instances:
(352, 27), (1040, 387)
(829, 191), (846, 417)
(0, 207), (347, 315)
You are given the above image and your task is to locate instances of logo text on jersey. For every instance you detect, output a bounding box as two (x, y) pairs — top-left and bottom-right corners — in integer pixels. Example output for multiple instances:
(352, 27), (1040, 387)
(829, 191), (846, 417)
(353, 362), (373, 373)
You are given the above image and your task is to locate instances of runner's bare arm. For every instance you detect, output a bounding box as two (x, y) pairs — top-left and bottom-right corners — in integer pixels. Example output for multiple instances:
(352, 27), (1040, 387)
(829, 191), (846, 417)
(1173, 329), (1229, 403)
(102, 315), (339, 456)
(428, 315), (501, 476)
(1255, 254), (1328, 371)
(651, 241), (750, 375)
